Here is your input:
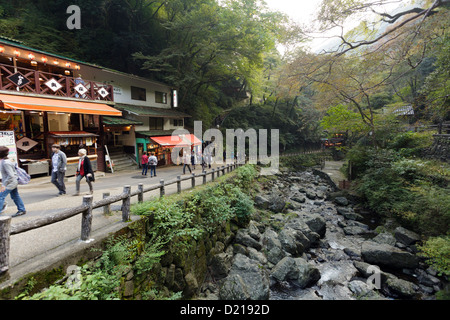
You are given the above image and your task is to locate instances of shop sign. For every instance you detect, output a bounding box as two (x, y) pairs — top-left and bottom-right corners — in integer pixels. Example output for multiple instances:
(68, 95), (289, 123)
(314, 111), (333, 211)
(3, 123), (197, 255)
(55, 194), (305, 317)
(45, 78), (63, 92)
(74, 83), (88, 95)
(0, 131), (17, 179)
(97, 87), (109, 98)
(16, 137), (38, 152)
(7, 72), (30, 88)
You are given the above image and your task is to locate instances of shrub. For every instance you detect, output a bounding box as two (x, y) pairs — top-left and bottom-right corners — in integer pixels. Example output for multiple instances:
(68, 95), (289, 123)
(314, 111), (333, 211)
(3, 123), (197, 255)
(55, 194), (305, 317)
(418, 236), (450, 277)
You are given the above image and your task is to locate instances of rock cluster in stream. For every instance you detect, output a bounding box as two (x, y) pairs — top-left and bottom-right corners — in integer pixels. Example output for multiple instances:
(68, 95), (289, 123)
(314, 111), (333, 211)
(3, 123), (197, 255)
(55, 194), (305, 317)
(198, 168), (446, 300)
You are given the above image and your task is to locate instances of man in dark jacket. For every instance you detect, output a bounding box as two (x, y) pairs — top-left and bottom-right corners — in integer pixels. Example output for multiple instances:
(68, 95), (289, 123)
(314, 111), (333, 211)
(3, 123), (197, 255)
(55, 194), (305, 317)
(73, 148), (95, 196)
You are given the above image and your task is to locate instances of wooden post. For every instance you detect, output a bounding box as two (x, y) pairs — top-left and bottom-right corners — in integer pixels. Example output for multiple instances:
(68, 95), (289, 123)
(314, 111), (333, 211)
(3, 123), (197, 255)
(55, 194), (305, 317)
(211, 168), (215, 181)
(138, 183), (144, 203)
(103, 192), (110, 215)
(0, 216), (11, 277)
(216, 167), (220, 177)
(191, 173), (195, 188)
(222, 166), (225, 175)
(122, 185), (131, 222)
(81, 195), (93, 241)
(160, 179), (165, 197)
(177, 176), (181, 194)
(202, 171), (206, 184)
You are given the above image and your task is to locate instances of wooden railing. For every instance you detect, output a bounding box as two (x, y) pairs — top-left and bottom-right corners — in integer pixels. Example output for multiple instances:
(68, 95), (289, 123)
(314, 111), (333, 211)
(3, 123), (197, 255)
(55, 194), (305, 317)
(0, 163), (242, 277)
(0, 62), (114, 102)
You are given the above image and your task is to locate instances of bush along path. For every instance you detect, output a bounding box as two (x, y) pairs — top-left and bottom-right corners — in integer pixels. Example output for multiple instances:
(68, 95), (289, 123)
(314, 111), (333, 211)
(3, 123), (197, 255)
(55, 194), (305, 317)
(199, 167), (447, 300)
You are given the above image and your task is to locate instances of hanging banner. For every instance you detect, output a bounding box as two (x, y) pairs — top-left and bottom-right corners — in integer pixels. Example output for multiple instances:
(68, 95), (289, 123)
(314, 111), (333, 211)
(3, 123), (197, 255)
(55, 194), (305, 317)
(0, 131), (18, 179)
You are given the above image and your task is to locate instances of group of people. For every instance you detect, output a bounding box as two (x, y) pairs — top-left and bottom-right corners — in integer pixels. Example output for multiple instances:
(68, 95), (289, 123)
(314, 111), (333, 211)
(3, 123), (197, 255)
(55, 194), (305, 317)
(0, 144), (95, 218)
(140, 152), (158, 177)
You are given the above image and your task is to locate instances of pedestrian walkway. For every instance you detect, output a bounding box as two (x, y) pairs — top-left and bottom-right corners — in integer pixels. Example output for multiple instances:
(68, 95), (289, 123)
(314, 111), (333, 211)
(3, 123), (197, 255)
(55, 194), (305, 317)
(320, 160), (346, 186)
(0, 163), (227, 291)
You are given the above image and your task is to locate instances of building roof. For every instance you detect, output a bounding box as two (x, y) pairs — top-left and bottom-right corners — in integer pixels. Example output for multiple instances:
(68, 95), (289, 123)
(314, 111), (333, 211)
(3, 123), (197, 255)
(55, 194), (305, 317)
(393, 105), (414, 116)
(136, 130), (177, 137)
(103, 116), (143, 126)
(115, 104), (191, 118)
(0, 35), (172, 88)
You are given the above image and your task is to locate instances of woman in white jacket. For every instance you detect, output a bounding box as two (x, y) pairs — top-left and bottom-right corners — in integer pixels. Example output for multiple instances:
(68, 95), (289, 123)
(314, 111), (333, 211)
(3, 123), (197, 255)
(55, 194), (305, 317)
(0, 146), (26, 217)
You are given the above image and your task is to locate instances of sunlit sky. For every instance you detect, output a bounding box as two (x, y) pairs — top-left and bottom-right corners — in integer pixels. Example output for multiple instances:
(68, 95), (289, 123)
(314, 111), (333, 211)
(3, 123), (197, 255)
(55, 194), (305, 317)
(264, 0), (319, 25)
(263, 0), (330, 52)
(263, 0), (406, 52)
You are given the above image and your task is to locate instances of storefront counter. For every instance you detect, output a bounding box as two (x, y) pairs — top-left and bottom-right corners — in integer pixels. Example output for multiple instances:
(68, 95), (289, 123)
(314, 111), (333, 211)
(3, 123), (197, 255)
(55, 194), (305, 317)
(22, 159), (50, 176)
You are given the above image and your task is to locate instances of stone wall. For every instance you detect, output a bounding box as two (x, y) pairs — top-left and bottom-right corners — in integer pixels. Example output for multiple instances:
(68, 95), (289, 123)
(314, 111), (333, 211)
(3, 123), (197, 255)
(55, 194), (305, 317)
(424, 134), (450, 163)
(121, 217), (238, 299)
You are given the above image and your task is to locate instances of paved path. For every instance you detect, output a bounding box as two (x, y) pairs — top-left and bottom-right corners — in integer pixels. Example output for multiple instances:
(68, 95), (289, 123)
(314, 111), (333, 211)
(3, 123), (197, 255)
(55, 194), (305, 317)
(320, 161), (346, 186)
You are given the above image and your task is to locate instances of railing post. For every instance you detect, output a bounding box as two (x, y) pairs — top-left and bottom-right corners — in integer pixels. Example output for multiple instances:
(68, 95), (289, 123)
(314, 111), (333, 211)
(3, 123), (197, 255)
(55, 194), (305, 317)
(216, 167), (220, 177)
(160, 179), (165, 198)
(122, 185), (131, 222)
(191, 173), (196, 188)
(0, 216), (11, 279)
(81, 195), (93, 241)
(103, 192), (110, 215)
(138, 183), (144, 203)
(211, 168), (215, 181)
(202, 171), (206, 184)
(222, 166), (225, 175)
(177, 176), (181, 194)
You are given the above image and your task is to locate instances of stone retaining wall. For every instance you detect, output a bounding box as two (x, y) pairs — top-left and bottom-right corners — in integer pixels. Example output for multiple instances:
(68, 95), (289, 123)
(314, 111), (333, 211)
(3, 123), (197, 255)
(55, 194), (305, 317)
(424, 134), (450, 163)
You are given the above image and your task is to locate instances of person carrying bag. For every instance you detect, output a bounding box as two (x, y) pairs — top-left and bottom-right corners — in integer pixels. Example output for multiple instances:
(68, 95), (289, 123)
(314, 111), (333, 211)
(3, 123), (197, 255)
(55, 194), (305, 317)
(73, 149), (95, 196)
(0, 146), (26, 217)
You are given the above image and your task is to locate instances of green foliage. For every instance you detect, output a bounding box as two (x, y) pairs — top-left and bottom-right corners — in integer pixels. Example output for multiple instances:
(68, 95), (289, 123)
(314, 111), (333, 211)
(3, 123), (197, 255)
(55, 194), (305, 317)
(346, 129), (449, 238)
(222, 103), (321, 152)
(387, 131), (434, 158)
(132, 196), (203, 253)
(280, 152), (329, 170)
(234, 164), (259, 190)
(418, 236), (450, 277)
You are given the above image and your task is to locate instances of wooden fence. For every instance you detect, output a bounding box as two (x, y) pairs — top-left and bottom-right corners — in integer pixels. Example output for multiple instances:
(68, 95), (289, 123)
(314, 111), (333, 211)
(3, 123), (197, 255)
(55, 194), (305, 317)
(0, 163), (242, 277)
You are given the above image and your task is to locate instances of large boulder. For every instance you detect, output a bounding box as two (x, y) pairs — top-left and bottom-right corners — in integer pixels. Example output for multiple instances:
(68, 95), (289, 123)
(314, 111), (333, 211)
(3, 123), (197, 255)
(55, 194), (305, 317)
(291, 257), (321, 289)
(394, 227), (421, 246)
(361, 241), (419, 269)
(270, 257), (320, 289)
(278, 228), (304, 255)
(219, 254), (270, 300)
(235, 229), (262, 251)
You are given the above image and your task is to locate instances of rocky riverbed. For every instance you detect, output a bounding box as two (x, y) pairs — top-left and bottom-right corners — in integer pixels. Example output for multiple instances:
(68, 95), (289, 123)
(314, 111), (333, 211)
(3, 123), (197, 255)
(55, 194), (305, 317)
(198, 168), (446, 300)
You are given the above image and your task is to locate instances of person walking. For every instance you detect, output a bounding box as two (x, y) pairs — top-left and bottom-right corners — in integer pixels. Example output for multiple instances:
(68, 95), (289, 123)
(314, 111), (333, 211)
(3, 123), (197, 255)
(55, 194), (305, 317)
(191, 151), (196, 170)
(0, 146), (26, 217)
(141, 152), (149, 176)
(73, 149), (94, 196)
(148, 152), (158, 177)
(182, 151), (191, 174)
(51, 144), (67, 196)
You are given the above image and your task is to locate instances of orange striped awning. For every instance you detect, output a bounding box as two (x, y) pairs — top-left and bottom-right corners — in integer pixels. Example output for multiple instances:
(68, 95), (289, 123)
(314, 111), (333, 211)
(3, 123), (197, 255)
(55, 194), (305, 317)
(150, 134), (202, 147)
(0, 93), (122, 116)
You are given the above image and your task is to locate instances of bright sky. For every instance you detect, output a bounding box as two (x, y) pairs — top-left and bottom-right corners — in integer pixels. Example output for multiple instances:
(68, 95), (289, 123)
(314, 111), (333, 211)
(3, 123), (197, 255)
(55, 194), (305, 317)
(263, 0), (328, 52)
(264, 0), (319, 25)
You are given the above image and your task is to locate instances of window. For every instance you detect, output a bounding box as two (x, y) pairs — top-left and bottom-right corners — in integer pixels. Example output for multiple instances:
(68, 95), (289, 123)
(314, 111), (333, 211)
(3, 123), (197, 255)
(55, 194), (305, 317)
(155, 91), (167, 104)
(131, 86), (146, 101)
(172, 119), (184, 127)
(149, 117), (164, 130)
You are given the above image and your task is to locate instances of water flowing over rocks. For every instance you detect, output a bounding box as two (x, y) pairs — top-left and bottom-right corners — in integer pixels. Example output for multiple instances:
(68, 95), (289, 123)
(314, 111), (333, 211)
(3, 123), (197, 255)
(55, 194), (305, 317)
(198, 168), (445, 300)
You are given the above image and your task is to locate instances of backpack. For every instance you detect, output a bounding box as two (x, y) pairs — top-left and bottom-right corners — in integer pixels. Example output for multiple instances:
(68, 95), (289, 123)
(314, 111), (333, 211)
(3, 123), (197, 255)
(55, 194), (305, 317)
(16, 164), (31, 185)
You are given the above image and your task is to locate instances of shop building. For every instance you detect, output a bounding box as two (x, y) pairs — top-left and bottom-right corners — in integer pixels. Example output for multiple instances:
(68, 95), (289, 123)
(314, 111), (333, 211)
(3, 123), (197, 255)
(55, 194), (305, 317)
(0, 36), (197, 176)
